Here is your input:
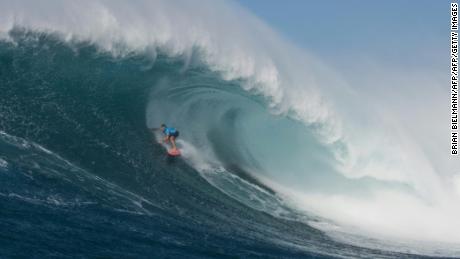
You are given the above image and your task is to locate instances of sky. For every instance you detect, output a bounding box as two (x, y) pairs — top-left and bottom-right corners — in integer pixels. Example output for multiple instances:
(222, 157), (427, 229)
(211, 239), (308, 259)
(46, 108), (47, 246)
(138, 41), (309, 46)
(235, 0), (448, 71)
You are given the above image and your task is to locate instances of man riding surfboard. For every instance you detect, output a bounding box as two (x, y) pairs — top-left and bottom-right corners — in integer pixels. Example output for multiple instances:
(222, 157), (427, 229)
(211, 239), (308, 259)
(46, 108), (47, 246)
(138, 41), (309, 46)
(160, 124), (179, 151)
(152, 124), (180, 154)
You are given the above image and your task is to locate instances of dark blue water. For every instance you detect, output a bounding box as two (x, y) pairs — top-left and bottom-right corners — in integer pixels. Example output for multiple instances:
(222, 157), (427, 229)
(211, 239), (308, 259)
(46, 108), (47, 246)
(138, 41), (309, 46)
(0, 31), (424, 258)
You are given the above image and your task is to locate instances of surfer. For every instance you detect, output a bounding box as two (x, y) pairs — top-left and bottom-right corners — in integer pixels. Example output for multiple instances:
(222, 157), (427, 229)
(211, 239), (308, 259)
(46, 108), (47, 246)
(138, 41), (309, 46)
(155, 124), (179, 151)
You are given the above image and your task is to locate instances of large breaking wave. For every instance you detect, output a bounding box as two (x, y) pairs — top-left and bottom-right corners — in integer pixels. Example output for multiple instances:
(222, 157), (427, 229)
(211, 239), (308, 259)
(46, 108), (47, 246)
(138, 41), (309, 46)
(1, 0), (459, 257)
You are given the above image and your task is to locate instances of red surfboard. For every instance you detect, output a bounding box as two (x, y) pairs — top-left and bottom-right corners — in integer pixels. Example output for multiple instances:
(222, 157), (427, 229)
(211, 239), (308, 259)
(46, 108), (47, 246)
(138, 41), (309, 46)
(167, 149), (181, 156)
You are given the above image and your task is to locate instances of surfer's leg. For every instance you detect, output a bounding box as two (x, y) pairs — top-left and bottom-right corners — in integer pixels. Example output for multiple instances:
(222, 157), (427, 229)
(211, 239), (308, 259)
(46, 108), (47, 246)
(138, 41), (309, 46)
(170, 136), (177, 150)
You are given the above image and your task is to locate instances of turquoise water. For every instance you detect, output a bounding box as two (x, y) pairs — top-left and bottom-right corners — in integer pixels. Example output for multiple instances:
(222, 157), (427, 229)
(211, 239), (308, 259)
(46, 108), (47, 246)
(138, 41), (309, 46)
(0, 31), (423, 258)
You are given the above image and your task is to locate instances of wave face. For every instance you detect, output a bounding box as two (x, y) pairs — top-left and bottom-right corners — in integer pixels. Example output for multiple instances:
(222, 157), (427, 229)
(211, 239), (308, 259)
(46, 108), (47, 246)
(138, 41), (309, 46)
(1, 1), (460, 258)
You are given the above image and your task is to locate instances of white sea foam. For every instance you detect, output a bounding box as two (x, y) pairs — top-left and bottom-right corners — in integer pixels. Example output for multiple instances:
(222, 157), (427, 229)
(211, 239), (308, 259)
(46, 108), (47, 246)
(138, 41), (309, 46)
(0, 158), (8, 169)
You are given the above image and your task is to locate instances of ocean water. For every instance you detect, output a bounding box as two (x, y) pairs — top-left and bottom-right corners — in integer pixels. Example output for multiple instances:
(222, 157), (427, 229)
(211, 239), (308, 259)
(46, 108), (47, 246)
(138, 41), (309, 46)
(1, 1), (459, 258)
(0, 31), (386, 258)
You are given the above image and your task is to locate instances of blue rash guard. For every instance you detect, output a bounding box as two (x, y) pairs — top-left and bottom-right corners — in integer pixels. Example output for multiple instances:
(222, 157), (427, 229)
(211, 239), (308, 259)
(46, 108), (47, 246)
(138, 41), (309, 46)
(163, 127), (179, 137)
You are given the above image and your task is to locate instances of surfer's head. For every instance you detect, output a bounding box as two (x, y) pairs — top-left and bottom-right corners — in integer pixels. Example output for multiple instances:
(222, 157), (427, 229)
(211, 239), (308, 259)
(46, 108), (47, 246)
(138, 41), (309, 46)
(160, 124), (166, 131)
